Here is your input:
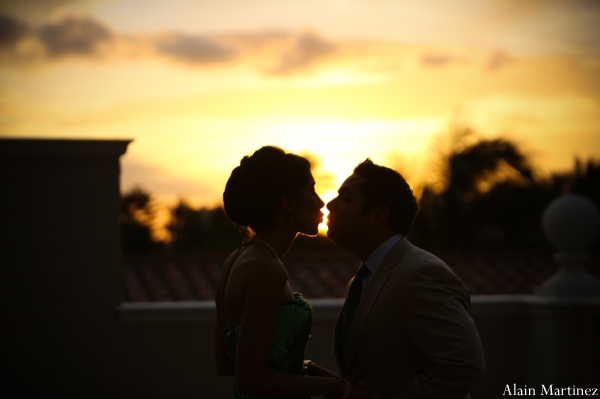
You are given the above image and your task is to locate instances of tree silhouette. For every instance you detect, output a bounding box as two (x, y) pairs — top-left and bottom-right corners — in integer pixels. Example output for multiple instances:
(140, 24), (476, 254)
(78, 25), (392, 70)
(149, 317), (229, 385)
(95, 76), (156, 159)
(166, 201), (241, 252)
(411, 127), (600, 252)
(120, 186), (160, 253)
(571, 158), (600, 206)
(120, 145), (599, 254)
(566, 158), (600, 250)
(411, 125), (535, 250)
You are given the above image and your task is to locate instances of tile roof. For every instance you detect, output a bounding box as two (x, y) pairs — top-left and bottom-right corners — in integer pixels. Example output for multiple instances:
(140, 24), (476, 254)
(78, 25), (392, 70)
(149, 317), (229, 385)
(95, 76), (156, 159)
(123, 250), (600, 302)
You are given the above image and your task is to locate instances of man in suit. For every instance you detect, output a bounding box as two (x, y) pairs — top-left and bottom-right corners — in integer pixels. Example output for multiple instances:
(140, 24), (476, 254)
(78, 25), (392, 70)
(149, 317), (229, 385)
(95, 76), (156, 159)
(326, 159), (485, 399)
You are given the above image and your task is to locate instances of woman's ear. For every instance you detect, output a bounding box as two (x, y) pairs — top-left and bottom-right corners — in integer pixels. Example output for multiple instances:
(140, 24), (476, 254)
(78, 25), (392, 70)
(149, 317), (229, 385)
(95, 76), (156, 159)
(280, 196), (294, 213)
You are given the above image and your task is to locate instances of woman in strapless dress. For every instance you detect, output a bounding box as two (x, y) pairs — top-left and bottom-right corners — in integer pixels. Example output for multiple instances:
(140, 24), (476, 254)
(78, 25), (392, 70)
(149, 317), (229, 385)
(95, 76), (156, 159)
(214, 146), (369, 399)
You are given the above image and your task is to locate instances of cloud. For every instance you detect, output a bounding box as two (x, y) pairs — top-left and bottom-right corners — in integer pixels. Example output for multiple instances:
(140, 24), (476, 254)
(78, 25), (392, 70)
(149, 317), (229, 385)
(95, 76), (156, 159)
(0, 13), (116, 64)
(486, 49), (514, 70)
(420, 53), (456, 67)
(0, 14), (239, 66)
(0, 13), (526, 77)
(38, 16), (113, 58)
(0, 15), (29, 47)
(154, 32), (237, 65)
(0, 14), (340, 75)
(420, 49), (517, 71)
(269, 32), (337, 75)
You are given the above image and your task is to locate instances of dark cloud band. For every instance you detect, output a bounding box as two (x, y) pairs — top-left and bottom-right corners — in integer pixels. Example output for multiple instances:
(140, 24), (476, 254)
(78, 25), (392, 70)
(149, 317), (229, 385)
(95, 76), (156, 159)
(38, 16), (113, 58)
(154, 33), (237, 65)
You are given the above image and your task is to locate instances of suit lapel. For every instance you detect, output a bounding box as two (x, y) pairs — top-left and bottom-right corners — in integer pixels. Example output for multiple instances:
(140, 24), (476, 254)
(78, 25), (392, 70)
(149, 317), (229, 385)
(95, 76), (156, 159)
(344, 237), (412, 376)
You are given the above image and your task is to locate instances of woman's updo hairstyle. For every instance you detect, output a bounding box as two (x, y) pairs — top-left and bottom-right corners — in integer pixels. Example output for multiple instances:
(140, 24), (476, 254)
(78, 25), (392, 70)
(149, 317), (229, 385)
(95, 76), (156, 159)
(223, 146), (311, 233)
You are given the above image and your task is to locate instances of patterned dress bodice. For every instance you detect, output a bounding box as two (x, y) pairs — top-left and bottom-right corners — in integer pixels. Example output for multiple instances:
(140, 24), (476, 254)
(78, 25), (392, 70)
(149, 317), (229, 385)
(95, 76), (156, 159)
(220, 292), (313, 399)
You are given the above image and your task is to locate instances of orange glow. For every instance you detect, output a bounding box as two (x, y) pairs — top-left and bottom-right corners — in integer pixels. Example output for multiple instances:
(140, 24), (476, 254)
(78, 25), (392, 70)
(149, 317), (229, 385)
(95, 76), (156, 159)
(317, 190), (339, 234)
(1, 0), (598, 240)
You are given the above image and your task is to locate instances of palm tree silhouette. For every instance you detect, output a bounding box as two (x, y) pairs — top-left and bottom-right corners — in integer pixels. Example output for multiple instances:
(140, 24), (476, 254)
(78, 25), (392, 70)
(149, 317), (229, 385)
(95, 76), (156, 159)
(413, 126), (534, 250)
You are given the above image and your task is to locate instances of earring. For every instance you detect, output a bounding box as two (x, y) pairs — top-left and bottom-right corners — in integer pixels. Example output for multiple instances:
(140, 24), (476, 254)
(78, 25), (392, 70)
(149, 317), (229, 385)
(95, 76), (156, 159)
(290, 211), (295, 227)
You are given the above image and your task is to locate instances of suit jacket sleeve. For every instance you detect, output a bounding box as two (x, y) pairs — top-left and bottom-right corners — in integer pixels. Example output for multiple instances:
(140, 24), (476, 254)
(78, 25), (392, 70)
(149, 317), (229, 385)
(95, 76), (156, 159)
(398, 263), (485, 399)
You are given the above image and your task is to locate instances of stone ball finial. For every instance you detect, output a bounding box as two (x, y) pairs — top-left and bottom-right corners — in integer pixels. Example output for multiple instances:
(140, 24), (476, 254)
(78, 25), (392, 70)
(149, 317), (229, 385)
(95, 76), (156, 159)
(543, 194), (599, 252)
(537, 194), (600, 297)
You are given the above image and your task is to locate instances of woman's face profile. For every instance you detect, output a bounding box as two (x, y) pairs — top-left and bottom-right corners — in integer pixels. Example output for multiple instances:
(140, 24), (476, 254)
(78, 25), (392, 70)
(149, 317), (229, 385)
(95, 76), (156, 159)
(291, 172), (325, 236)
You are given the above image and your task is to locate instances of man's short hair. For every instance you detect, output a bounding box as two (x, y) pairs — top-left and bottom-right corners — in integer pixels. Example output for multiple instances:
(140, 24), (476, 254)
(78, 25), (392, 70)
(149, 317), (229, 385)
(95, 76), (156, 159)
(353, 159), (418, 235)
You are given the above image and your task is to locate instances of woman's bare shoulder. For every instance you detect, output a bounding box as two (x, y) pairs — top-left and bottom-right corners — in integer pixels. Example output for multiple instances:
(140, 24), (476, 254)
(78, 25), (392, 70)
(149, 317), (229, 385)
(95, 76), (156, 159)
(234, 251), (288, 286)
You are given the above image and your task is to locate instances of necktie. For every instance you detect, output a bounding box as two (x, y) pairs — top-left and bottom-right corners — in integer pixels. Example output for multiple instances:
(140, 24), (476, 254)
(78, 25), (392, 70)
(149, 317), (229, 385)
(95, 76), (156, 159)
(339, 263), (371, 374)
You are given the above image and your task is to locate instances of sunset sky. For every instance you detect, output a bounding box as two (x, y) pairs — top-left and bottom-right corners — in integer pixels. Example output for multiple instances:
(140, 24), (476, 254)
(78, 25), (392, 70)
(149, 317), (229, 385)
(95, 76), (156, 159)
(1, 0), (599, 237)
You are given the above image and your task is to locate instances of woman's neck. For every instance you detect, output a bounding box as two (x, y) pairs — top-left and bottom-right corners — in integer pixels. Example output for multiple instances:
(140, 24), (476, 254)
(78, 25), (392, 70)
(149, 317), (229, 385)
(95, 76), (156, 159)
(253, 227), (297, 260)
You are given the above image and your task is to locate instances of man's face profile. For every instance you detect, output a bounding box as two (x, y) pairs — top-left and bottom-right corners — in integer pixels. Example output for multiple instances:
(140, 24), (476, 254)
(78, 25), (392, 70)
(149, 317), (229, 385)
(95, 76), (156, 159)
(326, 173), (370, 247)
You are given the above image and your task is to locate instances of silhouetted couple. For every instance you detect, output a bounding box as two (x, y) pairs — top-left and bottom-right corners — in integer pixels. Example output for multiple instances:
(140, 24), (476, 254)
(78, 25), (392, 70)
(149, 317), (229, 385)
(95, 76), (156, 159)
(215, 146), (485, 399)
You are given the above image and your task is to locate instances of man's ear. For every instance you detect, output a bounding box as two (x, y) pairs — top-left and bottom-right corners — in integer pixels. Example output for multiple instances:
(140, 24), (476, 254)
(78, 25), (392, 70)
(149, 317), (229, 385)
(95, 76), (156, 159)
(369, 206), (390, 226)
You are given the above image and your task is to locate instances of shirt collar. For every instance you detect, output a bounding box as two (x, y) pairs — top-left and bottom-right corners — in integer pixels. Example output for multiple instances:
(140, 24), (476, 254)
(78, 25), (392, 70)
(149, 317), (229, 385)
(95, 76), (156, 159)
(364, 234), (402, 275)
